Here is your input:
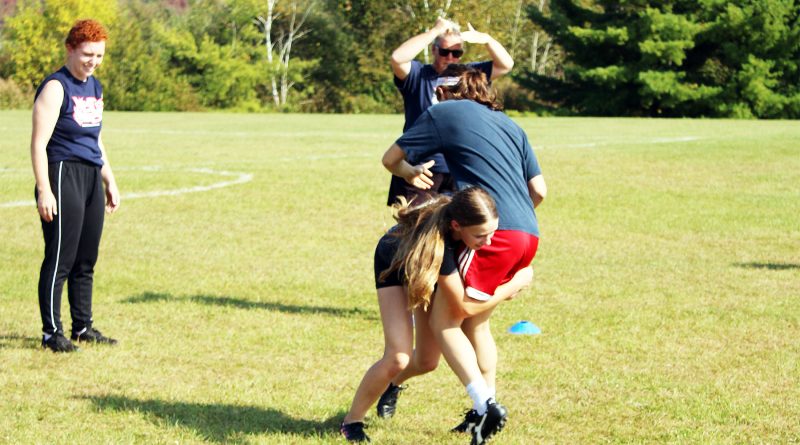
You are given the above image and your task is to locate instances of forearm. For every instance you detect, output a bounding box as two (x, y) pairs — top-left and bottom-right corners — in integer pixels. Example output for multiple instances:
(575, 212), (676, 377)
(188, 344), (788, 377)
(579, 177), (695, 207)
(391, 28), (438, 64)
(98, 139), (116, 187)
(461, 266), (533, 317)
(97, 135), (121, 212)
(382, 144), (411, 177)
(30, 120), (54, 194)
(528, 175), (547, 208)
(100, 164), (116, 187)
(31, 144), (51, 194)
(485, 36), (514, 78)
(385, 159), (418, 180)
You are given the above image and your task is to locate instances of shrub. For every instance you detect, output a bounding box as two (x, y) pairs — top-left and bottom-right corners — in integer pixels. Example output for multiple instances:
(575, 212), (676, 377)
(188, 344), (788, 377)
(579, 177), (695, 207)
(0, 77), (31, 110)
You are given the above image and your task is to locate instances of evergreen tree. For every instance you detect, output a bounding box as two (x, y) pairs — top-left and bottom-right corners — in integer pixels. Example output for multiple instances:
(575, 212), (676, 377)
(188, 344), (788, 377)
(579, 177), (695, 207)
(518, 0), (800, 118)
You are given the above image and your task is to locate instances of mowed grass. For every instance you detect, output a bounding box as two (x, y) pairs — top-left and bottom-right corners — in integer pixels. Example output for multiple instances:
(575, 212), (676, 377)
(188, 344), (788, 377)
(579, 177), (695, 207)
(1, 109), (798, 444)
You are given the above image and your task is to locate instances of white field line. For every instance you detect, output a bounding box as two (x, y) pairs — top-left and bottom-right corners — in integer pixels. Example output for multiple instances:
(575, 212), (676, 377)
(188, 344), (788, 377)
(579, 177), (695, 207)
(0, 135), (701, 208)
(89, 128), (705, 147)
(0, 166), (253, 208)
(273, 153), (374, 162)
(104, 128), (393, 139)
(271, 136), (703, 161)
(532, 136), (701, 150)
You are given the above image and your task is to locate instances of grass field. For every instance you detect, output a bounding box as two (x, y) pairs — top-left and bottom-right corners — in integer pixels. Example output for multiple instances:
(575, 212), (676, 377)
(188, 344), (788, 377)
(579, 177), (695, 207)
(1, 109), (799, 444)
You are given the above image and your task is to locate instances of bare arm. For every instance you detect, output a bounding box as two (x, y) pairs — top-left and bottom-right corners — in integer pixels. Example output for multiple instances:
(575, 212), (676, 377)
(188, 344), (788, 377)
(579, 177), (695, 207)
(461, 23), (514, 80)
(97, 131), (120, 213)
(382, 143), (435, 189)
(391, 18), (452, 80)
(31, 80), (63, 223)
(437, 265), (534, 319)
(528, 174), (547, 209)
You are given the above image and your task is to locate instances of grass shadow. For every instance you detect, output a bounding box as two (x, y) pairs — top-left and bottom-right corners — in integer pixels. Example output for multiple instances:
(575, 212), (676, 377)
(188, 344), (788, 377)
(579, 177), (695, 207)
(85, 394), (343, 442)
(121, 291), (377, 320)
(734, 262), (800, 271)
(0, 333), (40, 350)
(123, 291), (173, 304)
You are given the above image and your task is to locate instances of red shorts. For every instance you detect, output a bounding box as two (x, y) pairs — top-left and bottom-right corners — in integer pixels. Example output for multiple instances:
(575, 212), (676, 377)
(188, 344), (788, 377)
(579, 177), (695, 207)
(457, 230), (539, 301)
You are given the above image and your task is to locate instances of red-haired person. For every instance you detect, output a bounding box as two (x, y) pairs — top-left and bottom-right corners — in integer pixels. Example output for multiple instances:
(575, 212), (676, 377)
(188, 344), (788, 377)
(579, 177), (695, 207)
(32, 19), (120, 353)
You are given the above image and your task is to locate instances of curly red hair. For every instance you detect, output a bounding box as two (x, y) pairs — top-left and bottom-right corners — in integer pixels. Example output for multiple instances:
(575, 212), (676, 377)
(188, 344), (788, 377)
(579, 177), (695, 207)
(65, 19), (108, 48)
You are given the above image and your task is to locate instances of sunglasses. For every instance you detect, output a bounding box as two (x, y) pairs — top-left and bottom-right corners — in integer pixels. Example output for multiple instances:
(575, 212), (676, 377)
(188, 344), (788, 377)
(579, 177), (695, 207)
(437, 46), (464, 58)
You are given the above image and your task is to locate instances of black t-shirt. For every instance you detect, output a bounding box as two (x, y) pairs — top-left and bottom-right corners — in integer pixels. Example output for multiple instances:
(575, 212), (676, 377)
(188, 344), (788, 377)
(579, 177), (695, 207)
(374, 226), (460, 288)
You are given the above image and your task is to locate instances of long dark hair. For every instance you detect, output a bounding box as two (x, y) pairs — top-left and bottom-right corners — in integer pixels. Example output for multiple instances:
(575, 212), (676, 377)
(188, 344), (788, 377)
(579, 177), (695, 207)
(437, 64), (503, 111)
(381, 186), (497, 309)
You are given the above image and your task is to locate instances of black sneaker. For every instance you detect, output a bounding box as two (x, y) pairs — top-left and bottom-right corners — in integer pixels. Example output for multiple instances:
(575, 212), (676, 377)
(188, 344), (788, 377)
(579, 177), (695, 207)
(340, 421), (370, 443)
(42, 333), (78, 353)
(71, 327), (118, 345)
(451, 408), (481, 433)
(470, 399), (507, 445)
(376, 383), (406, 419)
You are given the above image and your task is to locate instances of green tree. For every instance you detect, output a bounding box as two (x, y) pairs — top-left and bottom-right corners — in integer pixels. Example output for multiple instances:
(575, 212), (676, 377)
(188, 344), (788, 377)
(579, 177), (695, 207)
(696, 0), (800, 118)
(161, 0), (272, 110)
(517, 0), (800, 118)
(328, 0), (543, 113)
(1, 0), (117, 90)
(100, 1), (200, 111)
(299, 0), (401, 113)
(292, 6), (362, 112)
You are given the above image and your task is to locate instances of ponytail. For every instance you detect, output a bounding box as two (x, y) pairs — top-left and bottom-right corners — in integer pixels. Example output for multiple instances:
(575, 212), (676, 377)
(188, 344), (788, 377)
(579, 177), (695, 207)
(380, 187), (497, 310)
(381, 195), (451, 309)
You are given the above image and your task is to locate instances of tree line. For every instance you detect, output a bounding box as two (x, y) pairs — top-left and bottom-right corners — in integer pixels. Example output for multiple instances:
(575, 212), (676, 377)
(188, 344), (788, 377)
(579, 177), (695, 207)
(1, 0), (797, 118)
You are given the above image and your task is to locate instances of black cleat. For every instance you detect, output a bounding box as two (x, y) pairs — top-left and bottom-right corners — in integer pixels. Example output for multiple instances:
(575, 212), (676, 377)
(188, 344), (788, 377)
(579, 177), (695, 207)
(42, 333), (78, 353)
(470, 399), (507, 445)
(340, 421), (371, 443)
(376, 383), (406, 419)
(451, 408), (481, 433)
(71, 327), (117, 345)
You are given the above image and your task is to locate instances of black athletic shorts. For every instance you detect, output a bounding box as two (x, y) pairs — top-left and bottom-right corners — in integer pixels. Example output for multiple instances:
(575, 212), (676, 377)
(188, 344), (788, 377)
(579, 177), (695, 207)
(374, 232), (404, 288)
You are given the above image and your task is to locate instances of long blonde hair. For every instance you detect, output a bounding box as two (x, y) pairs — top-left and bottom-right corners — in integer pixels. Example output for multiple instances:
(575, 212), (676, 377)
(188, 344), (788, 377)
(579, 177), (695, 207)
(381, 186), (497, 309)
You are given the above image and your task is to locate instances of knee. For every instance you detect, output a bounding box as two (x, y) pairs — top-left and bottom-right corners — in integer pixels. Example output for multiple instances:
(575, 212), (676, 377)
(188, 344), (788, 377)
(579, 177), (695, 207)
(415, 356), (440, 374)
(383, 352), (411, 376)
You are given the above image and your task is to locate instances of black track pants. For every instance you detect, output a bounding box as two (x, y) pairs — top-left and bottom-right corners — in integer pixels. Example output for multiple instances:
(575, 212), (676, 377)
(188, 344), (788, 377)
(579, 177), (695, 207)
(37, 161), (105, 336)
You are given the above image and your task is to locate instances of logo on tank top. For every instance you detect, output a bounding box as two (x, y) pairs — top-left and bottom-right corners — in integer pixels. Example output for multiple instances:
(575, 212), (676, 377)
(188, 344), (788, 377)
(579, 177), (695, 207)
(71, 96), (103, 127)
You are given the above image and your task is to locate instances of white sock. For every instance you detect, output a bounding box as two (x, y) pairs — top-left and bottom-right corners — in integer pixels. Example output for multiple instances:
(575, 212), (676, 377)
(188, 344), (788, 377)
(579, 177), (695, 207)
(43, 333), (52, 341)
(466, 380), (492, 415)
(489, 387), (496, 400)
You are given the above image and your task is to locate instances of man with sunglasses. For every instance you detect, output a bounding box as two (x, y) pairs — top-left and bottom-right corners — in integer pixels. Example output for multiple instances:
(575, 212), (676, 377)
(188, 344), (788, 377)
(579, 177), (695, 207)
(385, 18), (514, 208)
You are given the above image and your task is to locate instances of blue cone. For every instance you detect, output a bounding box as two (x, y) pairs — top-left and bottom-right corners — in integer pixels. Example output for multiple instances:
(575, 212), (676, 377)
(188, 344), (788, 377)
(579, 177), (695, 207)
(508, 320), (541, 335)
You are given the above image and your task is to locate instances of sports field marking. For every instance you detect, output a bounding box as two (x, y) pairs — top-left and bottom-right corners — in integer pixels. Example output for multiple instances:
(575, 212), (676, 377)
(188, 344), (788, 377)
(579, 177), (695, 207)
(103, 128), (704, 146)
(1, 135), (701, 208)
(0, 166), (253, 208)
(105, 128), (392, 139)
(273, 153), (374, 162)
(268, 136), (704, 161)
(533, 136), (701, 150)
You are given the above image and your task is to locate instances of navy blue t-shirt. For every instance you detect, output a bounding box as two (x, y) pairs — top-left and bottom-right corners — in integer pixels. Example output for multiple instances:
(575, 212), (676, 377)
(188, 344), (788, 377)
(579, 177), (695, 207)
(394, 60), (492, 173)
(34, 66), (104, 166)
(395, 100), (542, 236)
